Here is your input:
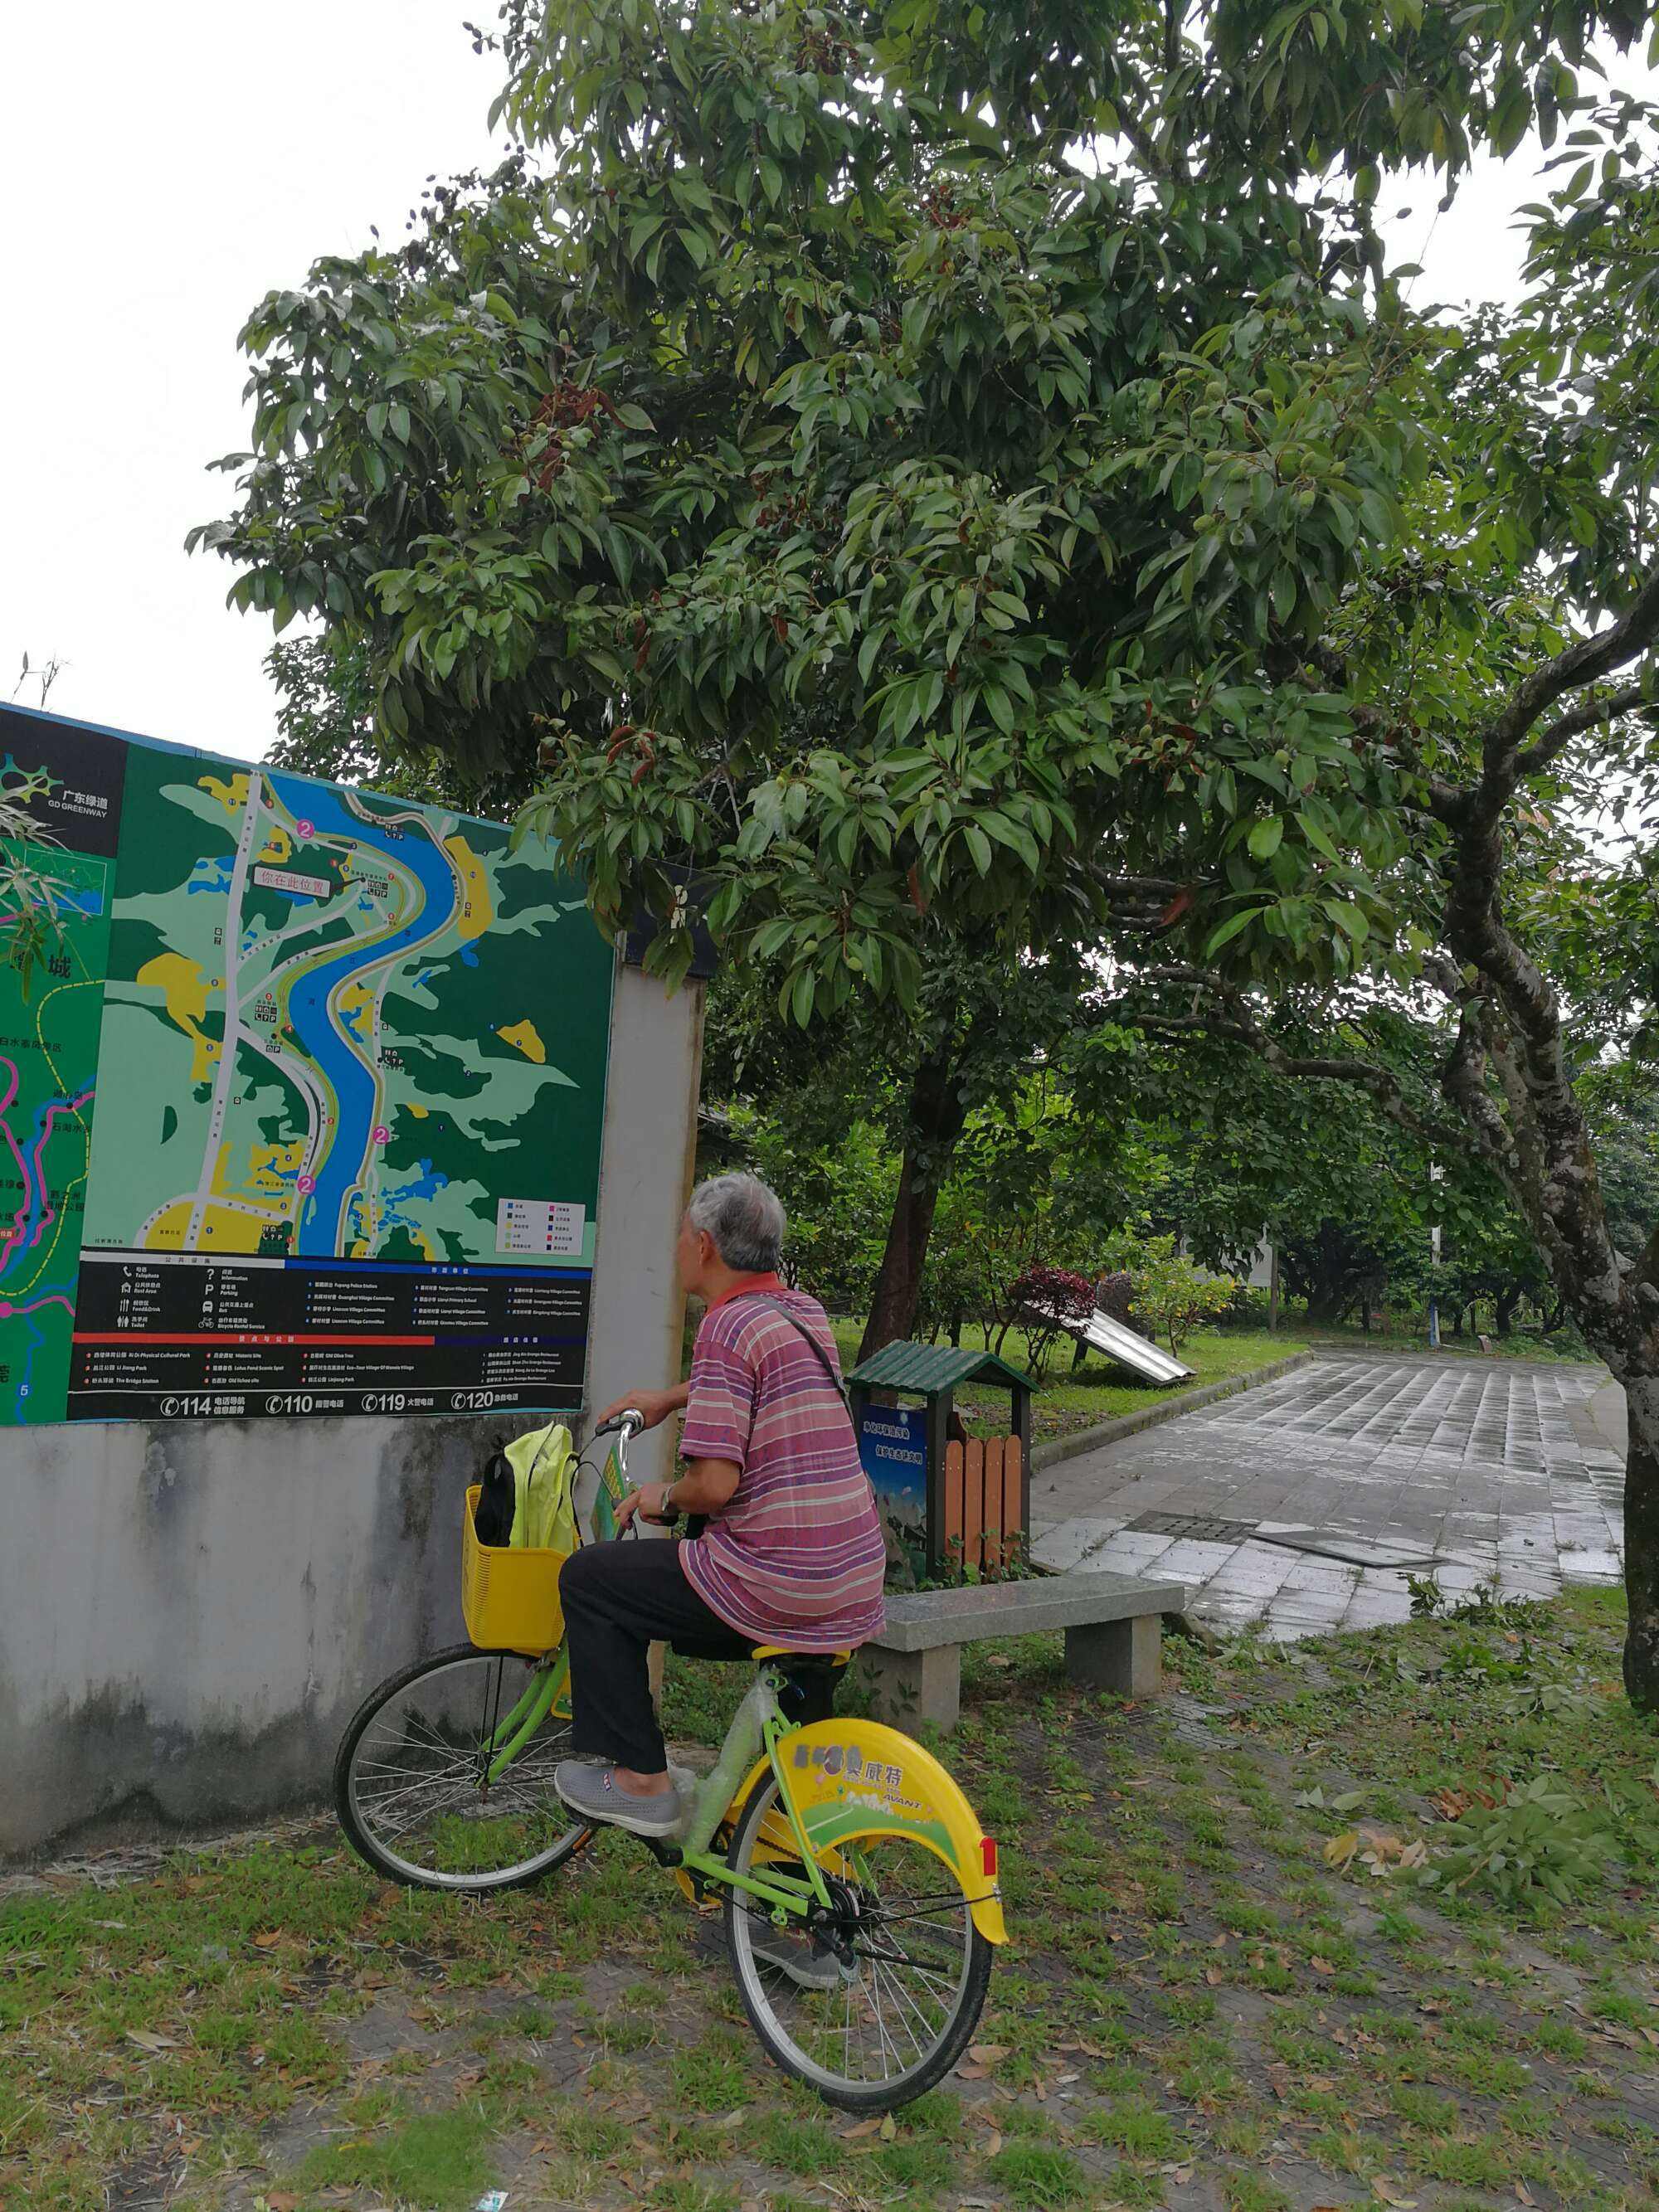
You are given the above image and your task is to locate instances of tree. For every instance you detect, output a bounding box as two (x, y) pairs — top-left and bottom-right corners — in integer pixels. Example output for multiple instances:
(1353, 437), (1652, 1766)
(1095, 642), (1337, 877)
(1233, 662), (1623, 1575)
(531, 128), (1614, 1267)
(192, 2), (1659, 1704)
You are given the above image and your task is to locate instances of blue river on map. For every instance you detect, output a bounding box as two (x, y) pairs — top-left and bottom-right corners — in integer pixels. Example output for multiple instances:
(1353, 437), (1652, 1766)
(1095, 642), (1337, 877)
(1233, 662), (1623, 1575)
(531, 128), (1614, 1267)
(266, 775), (459, 1258)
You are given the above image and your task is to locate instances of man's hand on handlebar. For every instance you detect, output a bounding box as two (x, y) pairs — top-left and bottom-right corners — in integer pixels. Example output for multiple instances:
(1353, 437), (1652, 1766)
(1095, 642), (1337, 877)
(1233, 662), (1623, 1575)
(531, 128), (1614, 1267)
(615, 1480), (676, 1534)
(597, 1383), (687, 1432)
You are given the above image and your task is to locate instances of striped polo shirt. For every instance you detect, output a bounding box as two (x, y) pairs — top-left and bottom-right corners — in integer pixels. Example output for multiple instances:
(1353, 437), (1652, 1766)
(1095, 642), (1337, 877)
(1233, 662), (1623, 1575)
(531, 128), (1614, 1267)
(677, 1277), (886, 1651)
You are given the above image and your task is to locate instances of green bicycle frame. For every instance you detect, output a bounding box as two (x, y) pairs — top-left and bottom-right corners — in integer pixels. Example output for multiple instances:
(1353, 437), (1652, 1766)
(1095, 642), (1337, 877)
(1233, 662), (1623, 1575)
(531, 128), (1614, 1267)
(483, 1650), (571, 1786)
(674, 1668), (834, 1918)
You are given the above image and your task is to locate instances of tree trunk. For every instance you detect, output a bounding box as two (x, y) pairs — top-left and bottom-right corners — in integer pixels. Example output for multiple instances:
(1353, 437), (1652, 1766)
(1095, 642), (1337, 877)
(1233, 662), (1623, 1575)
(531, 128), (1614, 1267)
(1623, 1378), (1659, 1711)
(857, 1048), (970, 1363)
(1495, 1284), (1521, 1338)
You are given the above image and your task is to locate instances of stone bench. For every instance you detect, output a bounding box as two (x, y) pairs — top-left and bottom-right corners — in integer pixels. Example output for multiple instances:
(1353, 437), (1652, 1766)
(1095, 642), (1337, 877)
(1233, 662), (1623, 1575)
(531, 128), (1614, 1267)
(857, 1569), (1189, 1729)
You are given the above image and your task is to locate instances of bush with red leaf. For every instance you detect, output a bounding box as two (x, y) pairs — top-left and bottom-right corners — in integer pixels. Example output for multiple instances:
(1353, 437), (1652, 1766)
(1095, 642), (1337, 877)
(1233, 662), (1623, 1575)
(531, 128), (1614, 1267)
(1011, 1265), (1095, 1374)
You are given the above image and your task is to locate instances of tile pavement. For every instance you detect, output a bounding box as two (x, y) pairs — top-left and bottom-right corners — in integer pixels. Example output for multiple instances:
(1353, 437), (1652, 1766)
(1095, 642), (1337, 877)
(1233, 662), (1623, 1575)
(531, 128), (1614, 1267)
(1029, 1356), (1625, 1641)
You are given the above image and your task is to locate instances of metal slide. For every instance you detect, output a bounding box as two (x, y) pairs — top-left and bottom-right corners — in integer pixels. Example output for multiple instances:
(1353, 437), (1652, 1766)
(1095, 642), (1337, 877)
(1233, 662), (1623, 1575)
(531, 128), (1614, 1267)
(1022, 1299), (1195, 1384)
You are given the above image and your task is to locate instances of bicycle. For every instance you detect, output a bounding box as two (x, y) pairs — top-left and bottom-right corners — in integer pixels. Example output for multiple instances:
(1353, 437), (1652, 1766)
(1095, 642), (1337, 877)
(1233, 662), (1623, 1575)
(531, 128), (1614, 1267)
(333, 1413), (1006, 2109)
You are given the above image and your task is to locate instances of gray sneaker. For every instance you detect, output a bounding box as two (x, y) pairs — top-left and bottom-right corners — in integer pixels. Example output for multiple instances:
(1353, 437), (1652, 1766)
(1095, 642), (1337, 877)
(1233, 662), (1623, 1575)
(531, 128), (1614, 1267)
(554, 1762), (683, 1838)
(748, 1929), (845, 1991)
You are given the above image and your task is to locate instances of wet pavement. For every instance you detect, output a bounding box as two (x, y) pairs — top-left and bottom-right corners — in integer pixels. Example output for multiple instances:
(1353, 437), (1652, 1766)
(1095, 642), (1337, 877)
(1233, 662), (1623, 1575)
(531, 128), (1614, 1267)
(1030, 1355), (1626, 1640)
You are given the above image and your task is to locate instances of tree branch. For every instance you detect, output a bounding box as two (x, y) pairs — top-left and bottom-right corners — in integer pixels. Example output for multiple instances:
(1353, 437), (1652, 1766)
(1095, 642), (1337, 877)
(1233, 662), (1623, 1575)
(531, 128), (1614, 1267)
(1484, 563), (1659, 786)
(1099, 966), (1464, 1153)
(1514, 679), (1653, 780)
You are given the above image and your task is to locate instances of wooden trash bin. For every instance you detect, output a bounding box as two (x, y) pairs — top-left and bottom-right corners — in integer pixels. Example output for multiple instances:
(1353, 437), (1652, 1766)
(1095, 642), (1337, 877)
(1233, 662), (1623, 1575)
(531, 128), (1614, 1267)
(845, 1341), (1036, 1582)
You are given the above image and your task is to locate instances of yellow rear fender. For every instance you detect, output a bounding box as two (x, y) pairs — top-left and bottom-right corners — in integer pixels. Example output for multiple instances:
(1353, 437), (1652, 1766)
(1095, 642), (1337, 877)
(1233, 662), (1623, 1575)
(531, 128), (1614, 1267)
(728, 1719), (1007, 1945)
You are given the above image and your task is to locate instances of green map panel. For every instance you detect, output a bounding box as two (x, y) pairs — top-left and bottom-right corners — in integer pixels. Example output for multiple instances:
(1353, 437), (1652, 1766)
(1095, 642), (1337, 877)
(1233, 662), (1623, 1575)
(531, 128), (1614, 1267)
(0, 703), (615, 1426)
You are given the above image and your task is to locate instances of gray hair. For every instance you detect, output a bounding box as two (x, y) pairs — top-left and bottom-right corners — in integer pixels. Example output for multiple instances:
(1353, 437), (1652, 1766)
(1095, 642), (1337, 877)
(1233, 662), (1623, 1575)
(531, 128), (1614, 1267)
(687, 1172), (786, 1273)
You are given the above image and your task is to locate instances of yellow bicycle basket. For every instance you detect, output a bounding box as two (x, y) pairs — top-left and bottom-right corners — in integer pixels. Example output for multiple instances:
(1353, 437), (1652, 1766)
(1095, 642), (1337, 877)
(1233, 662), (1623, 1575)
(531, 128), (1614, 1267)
(460, 1487), (571, 1655)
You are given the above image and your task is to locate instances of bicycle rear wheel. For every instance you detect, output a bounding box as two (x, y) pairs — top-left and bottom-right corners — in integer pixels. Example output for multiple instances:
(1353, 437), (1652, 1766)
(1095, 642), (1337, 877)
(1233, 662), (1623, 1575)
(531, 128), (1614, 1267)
(334, 1641), (591, 1892)
(723, 1768), (992, 2111)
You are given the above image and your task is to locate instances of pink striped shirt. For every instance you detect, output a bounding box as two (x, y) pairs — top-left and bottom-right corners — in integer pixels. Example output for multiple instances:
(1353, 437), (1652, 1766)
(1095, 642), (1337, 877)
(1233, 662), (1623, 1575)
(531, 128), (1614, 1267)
(678, 1282), (886, 1651)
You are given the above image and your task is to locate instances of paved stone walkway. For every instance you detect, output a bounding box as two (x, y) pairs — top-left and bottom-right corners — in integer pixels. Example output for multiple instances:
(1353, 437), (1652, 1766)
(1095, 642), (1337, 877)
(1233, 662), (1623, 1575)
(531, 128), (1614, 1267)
(1030, 1355), (1626, 1639)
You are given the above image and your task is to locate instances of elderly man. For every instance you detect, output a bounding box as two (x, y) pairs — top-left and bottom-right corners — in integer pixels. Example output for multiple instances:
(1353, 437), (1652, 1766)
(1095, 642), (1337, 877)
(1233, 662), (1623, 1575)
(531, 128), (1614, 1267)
(554, 1172), (885, 1838)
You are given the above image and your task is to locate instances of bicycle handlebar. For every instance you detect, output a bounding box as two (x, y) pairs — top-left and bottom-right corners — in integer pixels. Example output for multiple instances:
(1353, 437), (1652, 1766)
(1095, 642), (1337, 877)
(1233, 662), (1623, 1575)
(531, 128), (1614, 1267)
(592, 1408), (646, 1441)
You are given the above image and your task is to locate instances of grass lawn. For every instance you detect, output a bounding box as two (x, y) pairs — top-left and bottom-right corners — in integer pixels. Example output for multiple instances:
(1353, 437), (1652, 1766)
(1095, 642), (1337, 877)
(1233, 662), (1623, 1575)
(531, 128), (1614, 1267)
(5, 1589), (1657, 2211)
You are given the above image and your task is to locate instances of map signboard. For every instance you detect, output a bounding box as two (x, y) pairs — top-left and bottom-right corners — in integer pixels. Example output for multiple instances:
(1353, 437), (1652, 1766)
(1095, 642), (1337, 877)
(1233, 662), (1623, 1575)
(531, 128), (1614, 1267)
(0, 703), (614, 1425)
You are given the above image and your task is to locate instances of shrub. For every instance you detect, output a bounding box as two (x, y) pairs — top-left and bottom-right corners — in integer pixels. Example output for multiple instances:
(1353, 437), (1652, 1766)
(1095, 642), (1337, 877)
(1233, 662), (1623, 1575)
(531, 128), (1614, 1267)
(1124, 1237), (1237, 1354)
(1010, 1265), (1095, 1372)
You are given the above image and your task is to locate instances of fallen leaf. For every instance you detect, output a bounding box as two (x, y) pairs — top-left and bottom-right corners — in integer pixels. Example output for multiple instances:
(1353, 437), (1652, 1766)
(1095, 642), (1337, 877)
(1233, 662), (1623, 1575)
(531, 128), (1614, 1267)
(1034, 2077), (1048, 2103)
(1205, 1967), (1224, 1986)
(969, 2044), (1008, 2062)
(1515, 2185), (1537, 2207)
(842, 2117), (883, 2139)
(124, 2030), (178, 2053)
(879, 2113), (897, 2142)
(253, 1932), (283, 1949)
(267, 2196), (299, 2212)
(1311, 1957), (1336, 1976)
(1056, 2069), (1079, 2084)
(1373, 2180), (1418, 2209)
(983, 2129), (1002, 2156)
(955, 2061), (988, 2081)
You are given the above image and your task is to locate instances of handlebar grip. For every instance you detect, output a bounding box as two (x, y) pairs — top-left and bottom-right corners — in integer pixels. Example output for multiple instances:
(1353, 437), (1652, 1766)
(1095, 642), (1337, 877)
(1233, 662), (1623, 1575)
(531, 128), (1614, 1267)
(594, 1408), (647, 1439)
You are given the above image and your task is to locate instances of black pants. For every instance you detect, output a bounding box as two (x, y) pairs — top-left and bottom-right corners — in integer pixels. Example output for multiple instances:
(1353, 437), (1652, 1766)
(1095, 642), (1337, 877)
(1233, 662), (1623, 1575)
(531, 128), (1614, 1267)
(559, 1537), (836, 1773)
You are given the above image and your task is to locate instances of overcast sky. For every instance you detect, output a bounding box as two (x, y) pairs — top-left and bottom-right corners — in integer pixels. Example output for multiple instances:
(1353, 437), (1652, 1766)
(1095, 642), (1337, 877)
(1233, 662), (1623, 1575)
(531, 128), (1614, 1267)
(1, 7), (1647, 768)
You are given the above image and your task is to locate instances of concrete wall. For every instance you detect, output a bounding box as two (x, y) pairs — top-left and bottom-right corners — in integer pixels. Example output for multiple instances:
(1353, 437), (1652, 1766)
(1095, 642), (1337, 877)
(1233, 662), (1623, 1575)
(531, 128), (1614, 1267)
(0, 959), (706, 1860)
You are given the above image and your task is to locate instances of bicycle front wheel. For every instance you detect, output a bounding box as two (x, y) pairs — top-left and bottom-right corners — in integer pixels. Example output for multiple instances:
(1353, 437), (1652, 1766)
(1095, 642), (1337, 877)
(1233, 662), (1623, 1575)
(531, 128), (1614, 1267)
(723, 1768), (992, 2111)
(334, 1642), (591, 1892)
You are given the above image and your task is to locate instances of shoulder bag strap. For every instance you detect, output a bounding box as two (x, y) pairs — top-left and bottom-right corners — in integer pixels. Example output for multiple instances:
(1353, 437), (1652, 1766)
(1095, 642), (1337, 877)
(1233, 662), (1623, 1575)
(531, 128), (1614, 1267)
(738, 1295), (853, 1414)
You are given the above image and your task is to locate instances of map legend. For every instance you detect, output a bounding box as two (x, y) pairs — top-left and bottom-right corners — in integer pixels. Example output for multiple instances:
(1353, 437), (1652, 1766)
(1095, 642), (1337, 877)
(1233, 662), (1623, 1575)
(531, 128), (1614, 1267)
(496, 1198), (586, 1256)
(66, 1251), (591, 1419)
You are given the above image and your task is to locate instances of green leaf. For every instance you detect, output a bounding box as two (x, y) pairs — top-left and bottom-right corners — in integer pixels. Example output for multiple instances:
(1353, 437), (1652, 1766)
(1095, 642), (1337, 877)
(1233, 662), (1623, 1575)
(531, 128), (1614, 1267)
(1204, 907), (1261, 956)
(1248, 817), (1284, 861)
(963, 822), (993, 875)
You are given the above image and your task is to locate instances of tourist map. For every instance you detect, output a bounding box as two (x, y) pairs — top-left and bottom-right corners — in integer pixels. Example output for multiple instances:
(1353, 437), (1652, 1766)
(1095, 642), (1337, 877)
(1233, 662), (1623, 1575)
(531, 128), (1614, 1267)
(0, 703), (614, 1424)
